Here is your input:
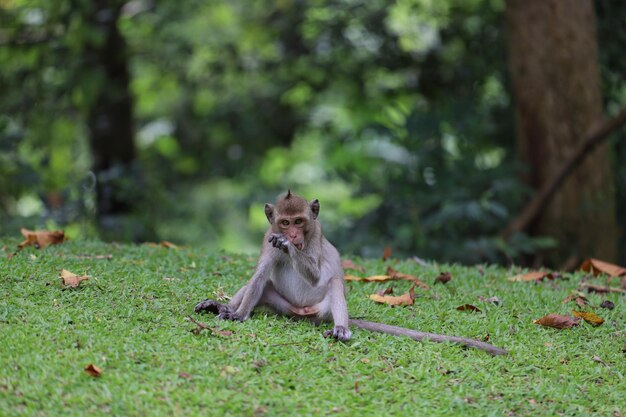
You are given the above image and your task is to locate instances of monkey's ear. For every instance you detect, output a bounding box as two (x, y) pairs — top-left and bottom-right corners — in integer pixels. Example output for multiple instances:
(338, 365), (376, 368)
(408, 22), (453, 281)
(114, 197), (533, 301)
(310, 199), (320, 219)
(264, 203), (275, 224)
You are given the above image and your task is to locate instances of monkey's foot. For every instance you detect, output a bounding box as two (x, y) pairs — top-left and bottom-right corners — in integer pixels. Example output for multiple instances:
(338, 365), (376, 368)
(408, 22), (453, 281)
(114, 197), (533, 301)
(195, 299), (227, 315)
(217, 310), (245, 322)
(323, 325), (352, 342)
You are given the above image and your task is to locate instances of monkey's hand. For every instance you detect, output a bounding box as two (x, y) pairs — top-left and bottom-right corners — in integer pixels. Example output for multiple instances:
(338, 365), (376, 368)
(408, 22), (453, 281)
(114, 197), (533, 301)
(268, 233), (291, 254)
(323, 326), (352, 342)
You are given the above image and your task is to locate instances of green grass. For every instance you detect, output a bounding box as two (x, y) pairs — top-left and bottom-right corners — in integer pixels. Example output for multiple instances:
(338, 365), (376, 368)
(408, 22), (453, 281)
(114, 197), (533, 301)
(1, 240), (624, 416)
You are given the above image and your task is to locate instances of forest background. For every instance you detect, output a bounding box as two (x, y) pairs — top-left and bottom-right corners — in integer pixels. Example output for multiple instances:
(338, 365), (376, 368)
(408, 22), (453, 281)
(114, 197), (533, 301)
(1, 0), (625, 267)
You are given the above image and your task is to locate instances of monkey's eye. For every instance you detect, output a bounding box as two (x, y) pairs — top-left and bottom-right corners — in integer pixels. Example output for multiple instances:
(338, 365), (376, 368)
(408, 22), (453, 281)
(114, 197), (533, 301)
(281, 220), (289, 227)
(294, 218), (303, 225)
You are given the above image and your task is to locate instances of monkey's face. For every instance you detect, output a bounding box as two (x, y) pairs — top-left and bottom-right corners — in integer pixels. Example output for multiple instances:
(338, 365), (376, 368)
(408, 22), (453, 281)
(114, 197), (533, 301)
(276, 216), (307, 250)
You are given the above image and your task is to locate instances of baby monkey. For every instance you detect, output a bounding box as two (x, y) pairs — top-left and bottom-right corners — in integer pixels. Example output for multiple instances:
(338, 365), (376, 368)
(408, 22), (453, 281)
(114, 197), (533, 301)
(196, 191), (508, 356)
(196, 190), (350, 340)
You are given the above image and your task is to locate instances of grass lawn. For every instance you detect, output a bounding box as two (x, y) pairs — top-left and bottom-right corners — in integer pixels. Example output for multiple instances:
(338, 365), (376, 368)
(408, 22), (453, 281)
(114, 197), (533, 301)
(1, 239), (624, 416)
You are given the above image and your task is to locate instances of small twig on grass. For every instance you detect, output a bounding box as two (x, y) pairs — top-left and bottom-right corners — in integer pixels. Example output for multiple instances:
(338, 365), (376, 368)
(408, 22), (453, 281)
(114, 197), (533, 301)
(186, 315), (210, 334)
(349, 319), (509, 356)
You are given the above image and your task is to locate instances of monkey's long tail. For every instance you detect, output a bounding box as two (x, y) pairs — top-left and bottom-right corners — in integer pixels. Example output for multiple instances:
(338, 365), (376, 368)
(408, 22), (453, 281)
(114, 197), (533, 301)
(349, 319), (508, 356)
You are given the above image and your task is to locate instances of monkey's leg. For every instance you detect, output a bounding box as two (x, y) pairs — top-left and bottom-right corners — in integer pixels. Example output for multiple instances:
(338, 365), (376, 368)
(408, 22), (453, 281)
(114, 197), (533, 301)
(231, 263), (271, 321)
(322, 278), (352, 342)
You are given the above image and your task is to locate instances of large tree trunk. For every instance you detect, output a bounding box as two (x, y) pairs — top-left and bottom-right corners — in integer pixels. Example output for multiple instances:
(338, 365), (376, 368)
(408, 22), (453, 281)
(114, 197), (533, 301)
(505, 0), (617, 264)
(85, 1), (147, 240)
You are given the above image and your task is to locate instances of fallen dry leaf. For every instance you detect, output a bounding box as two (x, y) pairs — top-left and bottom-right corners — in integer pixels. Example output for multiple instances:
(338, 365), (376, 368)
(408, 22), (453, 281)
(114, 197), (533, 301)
(161, 241), (179, 249)
(363, 275), (394, 282)
(434, 272), (452, 284)
(369, 285), (415, 307)
(382, 246), (392, 261)
(579, 258), (626, 277)
(84, 364), (102, 377)
(533, 314), (581, 329)
(562, 292), (589, 308)
(376, 286), (394, 296)
(213, 329), (234, 337)
(178, 372), (193, 379)
(386, 266), (430, 289)
(579, 283), (626, 294)
(572, 311), (604, 326)
(344, 274), (364, 282)
(342, 260), (365, 273)
(18, 228), (66, 250)
(60, 269), (89, 288)
(345, 274), (394, 282)
(599, 300), (615, 310)
(456, 304), (482, 313)
(507, 271), (554, 282)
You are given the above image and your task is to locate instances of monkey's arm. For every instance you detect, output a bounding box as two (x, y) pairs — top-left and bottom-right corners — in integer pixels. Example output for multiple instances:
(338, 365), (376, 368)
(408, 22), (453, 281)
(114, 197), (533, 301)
(322, 276), (352, 341)
(349, 319), (508, 356)
(269, 233), (321, 285)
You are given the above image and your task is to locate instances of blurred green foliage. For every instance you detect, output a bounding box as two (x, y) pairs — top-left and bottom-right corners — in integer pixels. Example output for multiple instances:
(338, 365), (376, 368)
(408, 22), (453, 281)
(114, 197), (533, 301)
(1, 0), (625, 263)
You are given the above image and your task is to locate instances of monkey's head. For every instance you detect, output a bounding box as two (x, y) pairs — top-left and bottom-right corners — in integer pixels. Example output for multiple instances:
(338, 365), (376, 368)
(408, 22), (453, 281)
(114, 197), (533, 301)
(264, 190), (320, 251)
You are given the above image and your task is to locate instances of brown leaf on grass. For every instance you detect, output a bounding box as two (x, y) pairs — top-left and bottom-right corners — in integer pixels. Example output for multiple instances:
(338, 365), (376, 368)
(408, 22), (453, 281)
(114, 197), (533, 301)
(572, 311), (604, 326)
(361, 275), (392, 282)
(344, 275), (364, 282)
(18, 228), (66, 250)
(60, 269), (89, 288)
(579, 283), (626, 294)
(178, 372), (193, 379)
(562, 292), (589, 308)
(213, 329), (234, 337)
(579, 258), (626, 277)
(382, 246), (392, 261)
(386, 266), (430, 289)
(84, 364), (102, 377)
(341, 260), (365, 273)
(507, 271), (554, 282)
(533, 314), (581, 329)
(145, 241), (179, 249)
(434, 272), (452, 284)
(376, 286), (394, 296)
(369, 285), (415, 307)
(456, 304), (482, 313)
(599, 300), (615, 310)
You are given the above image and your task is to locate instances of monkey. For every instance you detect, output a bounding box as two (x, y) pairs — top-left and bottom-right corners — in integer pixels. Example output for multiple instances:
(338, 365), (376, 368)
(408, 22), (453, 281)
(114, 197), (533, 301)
(195, 191), (508, 356)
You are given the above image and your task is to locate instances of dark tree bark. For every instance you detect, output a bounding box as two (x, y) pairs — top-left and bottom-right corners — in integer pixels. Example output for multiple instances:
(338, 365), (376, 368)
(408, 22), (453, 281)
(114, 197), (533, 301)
(505, 0), (617, 264)
(84, 1), (146, 240)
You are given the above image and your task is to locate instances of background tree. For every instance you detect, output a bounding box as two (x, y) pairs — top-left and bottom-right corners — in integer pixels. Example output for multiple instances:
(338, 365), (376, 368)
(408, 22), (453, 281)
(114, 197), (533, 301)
(1, 0), (625, 265)
(506, 0), (618, 265)
(85, 0), (147, 240)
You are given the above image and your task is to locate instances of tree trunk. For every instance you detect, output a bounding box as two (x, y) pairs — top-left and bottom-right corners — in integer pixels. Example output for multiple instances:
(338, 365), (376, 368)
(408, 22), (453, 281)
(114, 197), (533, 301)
(85, 1), (147, 240)
(505, 0), (617, 264)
